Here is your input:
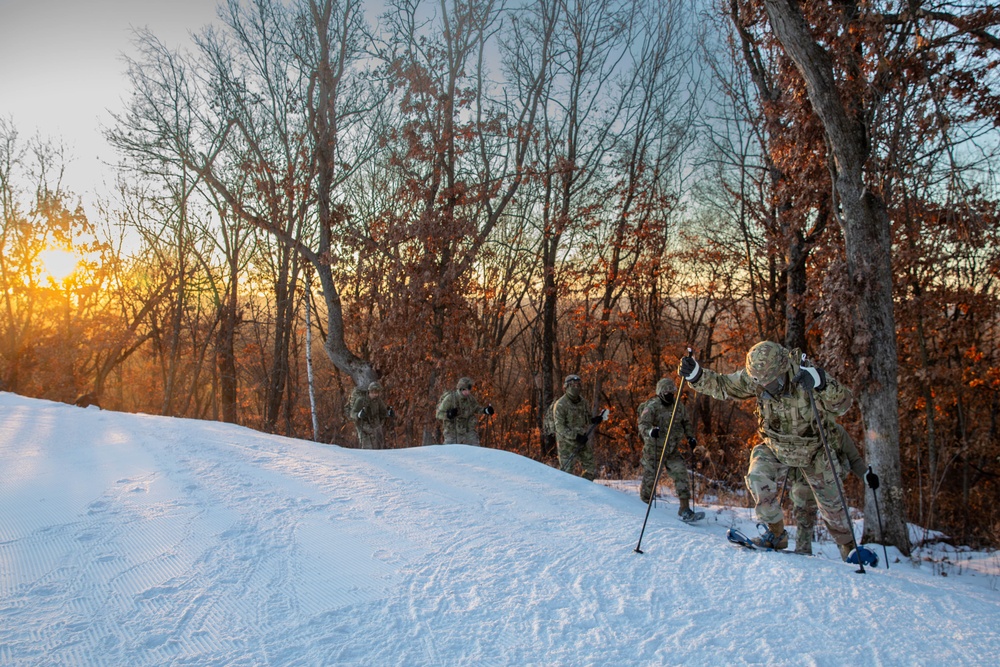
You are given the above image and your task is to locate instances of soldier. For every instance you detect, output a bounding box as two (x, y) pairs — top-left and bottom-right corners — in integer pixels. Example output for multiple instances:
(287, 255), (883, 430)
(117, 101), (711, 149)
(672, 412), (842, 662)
(789, 423), (866, 554)
(435, 377), (494, 445)
(554, 374), (607, 480)
(638, 378), (702, 522)
(349, 381), (392, 450)
(679, 341), (859, 561)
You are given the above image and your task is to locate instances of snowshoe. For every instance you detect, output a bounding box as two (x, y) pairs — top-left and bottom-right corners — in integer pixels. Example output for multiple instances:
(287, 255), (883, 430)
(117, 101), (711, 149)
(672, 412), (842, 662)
(750, 523), (788, 550)
(679, 508), (705, 523)
(726, 527), (756, 549)
(847, 545), (879, 567)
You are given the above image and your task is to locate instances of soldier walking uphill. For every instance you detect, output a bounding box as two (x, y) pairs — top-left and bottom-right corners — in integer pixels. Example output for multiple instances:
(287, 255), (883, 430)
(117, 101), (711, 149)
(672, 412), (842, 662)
(435, 377), (494, 445)
(554, 374), (608, 481)
(638, 378), (701, 522)
(679, 341), (859, 561)
(349, 381), (393, 450)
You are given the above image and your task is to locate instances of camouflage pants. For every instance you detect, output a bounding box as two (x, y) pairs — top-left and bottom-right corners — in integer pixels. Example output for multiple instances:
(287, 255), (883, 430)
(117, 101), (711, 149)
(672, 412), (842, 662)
(357, 425), (386, 450)
(442, 428), (480, 446)
(745, 444), (853, 546)
(640, 440), (689, 503)
(790, 427), (854, 544)
(558, 438), (595, 481)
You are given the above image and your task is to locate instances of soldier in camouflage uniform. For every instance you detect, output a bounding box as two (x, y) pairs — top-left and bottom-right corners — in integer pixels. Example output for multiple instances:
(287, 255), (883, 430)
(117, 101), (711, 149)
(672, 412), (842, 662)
(789, 423), (866, 554)
(435, 377), (494, 445)
(554, 374), (607, 480)
(679, 341), (858, 560)
(349, 381), (392, 450)
(638, 378), (699, 520)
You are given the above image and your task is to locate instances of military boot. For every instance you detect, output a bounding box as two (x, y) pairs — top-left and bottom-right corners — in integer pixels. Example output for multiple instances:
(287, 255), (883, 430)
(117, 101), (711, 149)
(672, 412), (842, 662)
(639, 472), (655, 503)
(751, 521), (788, 550)
(677, 497), (704, 523)
(837, 541), (853, 561)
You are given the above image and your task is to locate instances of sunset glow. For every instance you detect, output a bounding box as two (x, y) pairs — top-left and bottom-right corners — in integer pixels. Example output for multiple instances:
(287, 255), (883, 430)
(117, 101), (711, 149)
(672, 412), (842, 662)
(39, 249), (79, 283)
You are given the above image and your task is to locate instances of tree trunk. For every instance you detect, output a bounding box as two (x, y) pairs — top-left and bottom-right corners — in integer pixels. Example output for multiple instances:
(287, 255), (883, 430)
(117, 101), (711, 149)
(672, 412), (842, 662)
(540, 231), (559, 459)
(265, 248), (298, 431)
(218, 272), (239, 424)
(304, 275), (319, 441)
(784, 230), (808, 351)
(162, 204), (187, 416)
(762, 0), (910, 554)
(310, 0), (376, 392)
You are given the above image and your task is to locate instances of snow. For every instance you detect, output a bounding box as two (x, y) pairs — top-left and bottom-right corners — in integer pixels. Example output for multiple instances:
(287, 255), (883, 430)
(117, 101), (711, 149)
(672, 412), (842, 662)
(1, 392), (998, 666)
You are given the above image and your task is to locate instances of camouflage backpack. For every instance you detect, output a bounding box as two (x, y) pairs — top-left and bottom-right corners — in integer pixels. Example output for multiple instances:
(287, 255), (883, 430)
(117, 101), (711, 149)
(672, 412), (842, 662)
(345, 387), (365, 421)
(542, 401), (557, 437)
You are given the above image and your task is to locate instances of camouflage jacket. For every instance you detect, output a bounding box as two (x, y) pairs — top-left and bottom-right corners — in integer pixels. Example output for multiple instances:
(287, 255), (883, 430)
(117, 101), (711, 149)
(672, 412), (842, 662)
(637, 396), (694, 452)
(553, 393), (592, 448)
(689, 349), (853, 467)
(349, 389), (389, 434)
(435, 390), (482, 442)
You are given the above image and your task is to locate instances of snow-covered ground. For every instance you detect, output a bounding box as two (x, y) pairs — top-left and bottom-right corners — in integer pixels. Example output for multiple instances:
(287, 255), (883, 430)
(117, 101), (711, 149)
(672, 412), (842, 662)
(1, 392), (997, 666)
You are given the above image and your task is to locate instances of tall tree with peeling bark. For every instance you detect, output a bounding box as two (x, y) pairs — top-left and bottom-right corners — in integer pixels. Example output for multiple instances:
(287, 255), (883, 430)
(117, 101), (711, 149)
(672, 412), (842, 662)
(755, 0), (1000, 554)
(758, 0), (909, 553)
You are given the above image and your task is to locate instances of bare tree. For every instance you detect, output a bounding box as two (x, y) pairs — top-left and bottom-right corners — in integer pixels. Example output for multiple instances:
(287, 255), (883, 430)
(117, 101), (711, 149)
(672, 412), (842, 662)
(374, 0), (547, 443)
(531, 0), (634, 449)
(584, 0), (698, 417)
(110, 0), (385, 427)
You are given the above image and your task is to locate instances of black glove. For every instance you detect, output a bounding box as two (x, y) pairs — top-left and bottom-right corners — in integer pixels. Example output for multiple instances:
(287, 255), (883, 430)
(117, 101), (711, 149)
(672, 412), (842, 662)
(483, 404), (495, 416)
(575, 433), (589, 445)
(866, 466), (880, 491)
(590, 414), (603, 425)
(446, 407), (458, 419)
(678, 355), (701, 382)
(387, 407), (395, 418)
(688, 437), (697, 449)
(649, 426), (661, 439)
(794, 366), (825, 392)
(357, 408), (366, 420)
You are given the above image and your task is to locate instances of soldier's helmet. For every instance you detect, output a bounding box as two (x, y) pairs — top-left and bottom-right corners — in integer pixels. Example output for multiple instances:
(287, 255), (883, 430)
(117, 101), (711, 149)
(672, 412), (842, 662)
(563, 374), (582, 387)
(368, 381), (382, 393)
(457, 377), (474, 391)
(745, 341), (790, 386)
(656, 378), (676, 396)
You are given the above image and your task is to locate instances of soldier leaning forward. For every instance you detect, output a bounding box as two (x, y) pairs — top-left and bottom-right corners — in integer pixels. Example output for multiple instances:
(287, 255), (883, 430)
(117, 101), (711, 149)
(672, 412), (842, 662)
(679, 341), (858, 561)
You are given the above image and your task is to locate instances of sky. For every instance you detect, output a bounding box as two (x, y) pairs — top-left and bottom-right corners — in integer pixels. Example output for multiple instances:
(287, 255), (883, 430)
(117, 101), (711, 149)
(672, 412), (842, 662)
(1, 390), (998, 665)
(0, 0), (220, 200)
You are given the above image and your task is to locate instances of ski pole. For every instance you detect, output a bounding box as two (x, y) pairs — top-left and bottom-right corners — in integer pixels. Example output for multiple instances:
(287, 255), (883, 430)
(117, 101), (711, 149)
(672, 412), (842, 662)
(807, 389), (865, 574)
(866, 465), (889, 569)
(635, 349), (692, 555)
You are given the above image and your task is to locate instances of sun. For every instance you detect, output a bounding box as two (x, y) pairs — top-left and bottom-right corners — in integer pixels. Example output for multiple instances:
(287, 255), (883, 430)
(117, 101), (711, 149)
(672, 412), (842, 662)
(39, 249), (79, 283)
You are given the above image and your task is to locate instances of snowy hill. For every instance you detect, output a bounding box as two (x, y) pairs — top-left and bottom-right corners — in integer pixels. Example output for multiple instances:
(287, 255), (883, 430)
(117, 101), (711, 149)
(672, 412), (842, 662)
(1, 392), (997, 666)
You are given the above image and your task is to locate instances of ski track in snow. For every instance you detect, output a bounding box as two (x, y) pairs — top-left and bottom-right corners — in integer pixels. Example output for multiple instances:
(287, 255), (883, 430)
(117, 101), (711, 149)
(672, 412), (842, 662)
(0, 392), (998, 666)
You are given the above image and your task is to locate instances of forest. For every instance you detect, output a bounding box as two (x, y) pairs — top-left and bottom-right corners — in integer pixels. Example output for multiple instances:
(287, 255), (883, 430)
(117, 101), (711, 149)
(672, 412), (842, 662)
(1, 0), (998, 550)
